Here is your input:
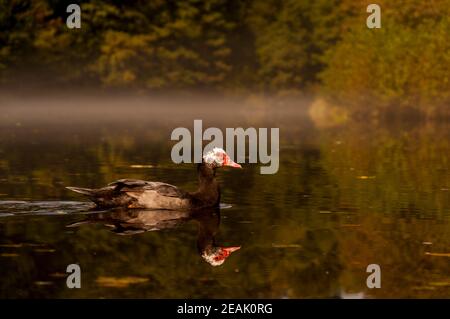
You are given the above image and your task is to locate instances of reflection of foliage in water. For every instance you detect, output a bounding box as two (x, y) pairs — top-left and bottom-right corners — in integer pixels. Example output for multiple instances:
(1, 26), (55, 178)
(0, 105), (449, 298)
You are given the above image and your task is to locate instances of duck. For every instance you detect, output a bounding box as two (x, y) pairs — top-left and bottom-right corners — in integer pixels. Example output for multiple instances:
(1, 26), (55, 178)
(67, 207), (241, 266)
(66, 147), (242, 210)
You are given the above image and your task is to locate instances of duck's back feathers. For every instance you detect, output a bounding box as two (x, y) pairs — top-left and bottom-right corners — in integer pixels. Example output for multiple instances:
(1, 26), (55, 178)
(67, 179), (191, 209)
(109, 179), (187, 198)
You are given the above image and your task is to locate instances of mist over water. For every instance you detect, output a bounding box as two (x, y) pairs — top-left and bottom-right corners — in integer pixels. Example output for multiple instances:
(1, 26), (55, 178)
(0, 95), (449, 298)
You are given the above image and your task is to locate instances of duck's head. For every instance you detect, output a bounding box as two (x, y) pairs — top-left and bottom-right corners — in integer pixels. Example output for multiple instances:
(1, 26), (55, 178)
(202, 147), (242, 169)
(201, 246), (241, 266)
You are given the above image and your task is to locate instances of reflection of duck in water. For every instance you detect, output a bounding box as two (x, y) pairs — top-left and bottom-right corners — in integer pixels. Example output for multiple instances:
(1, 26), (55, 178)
(194, 209), (241, 266)
(66, 148), (241, 210)
(67, 208), (240, 266)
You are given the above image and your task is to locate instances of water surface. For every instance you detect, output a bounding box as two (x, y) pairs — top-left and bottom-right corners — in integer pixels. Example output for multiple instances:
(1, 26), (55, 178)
(0, 97), (449, 298)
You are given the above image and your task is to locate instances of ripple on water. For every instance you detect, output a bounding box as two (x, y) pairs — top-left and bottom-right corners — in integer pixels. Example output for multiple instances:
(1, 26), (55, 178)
(0, 200), (94, 216)
(0, 201), (231, 216)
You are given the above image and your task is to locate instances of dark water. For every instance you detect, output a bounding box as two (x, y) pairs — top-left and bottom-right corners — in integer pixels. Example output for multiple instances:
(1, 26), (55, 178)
(0, 96), (449, 298)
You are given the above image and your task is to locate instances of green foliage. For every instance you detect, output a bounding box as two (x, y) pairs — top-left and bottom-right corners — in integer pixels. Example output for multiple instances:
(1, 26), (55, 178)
(92, 0), (236, 89)
(0, 0), (50, 71)
(0, 0), (449, 116)
(320, 0), (450, 117)
(246, 0), (347, 91)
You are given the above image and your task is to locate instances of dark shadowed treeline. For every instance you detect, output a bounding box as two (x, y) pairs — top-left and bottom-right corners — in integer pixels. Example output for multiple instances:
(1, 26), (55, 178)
(1, 0), (449, 118)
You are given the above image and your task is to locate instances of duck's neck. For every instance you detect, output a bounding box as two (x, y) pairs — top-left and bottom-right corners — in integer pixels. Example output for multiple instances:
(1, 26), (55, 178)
(192, 163), (220, 207)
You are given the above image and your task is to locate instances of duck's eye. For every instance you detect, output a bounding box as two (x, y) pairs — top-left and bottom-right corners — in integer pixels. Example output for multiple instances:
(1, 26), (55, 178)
(221, 153), (227, 165)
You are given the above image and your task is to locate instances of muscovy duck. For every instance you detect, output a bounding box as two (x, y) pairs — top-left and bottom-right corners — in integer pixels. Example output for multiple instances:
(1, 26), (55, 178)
(67, 207), (241, 266)
(66, 148), (241, 210)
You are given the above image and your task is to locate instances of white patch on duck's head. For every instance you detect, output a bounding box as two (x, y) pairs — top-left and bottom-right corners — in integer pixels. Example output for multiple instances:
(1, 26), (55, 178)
(202, 251), (226, 267)
(202, 147), (242, 169)
(202, 147), (227, 167)
(201, 246), (241, 266)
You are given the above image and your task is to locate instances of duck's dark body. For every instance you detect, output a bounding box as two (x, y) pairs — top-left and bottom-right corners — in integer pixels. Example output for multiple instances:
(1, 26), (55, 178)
(67, 163), (220, 210)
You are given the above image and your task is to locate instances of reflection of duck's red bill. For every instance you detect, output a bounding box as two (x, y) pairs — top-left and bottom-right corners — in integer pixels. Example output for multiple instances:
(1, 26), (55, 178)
(214, 246), (241, 262)
(223, 246), (241, 253)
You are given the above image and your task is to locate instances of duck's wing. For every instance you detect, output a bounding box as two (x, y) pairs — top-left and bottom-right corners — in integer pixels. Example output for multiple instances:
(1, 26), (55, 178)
(67, 179), (191, 209)
(109, 179), (188, 198)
